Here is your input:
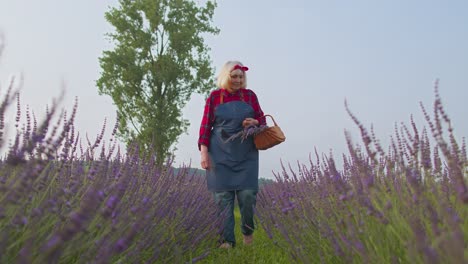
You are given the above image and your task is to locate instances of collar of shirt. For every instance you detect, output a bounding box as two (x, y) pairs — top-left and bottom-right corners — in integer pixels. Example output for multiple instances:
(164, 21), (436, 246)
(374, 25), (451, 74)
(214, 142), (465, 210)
(222, 88), (243, 96)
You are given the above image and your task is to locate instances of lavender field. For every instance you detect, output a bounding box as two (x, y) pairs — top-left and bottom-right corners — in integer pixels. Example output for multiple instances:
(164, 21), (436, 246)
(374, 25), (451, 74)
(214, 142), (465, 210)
(0, 77), (466, 263)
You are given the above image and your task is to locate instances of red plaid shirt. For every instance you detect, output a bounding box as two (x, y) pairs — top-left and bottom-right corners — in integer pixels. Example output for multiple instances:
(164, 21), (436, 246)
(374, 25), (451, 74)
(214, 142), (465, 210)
(198, 88), (266, 149)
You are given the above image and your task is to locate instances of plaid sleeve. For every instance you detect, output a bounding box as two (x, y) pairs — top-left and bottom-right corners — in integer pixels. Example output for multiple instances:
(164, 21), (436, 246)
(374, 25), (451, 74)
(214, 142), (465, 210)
(247, 90), (266, 125)
(198, 92), (215, 150)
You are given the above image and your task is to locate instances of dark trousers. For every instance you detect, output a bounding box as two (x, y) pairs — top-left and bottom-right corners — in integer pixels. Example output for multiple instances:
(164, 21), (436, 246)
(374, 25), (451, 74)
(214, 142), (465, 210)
(214, 190), (257, 246)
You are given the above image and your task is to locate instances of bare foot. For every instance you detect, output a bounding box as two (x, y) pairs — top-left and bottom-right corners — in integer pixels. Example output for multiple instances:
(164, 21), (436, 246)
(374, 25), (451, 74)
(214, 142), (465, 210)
(219, 242), (233, 249)
(243, 234), (253, 245)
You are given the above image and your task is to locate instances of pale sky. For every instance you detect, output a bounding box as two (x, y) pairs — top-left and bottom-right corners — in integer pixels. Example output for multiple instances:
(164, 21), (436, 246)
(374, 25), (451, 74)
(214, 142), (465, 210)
(1, 0), (467, 179)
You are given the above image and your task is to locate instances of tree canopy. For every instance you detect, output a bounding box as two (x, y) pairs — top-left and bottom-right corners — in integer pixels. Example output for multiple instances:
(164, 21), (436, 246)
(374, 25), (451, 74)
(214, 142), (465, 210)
(97, 0), (218, 166)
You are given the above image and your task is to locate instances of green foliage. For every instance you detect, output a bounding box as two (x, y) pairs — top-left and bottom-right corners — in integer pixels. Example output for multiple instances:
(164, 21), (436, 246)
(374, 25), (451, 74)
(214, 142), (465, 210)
(97, 0), (219, 166)
(259, 177), (274, 187)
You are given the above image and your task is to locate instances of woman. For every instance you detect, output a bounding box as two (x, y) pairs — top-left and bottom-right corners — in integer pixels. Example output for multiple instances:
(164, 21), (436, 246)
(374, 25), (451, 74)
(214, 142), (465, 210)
(198, 61), (266, 248)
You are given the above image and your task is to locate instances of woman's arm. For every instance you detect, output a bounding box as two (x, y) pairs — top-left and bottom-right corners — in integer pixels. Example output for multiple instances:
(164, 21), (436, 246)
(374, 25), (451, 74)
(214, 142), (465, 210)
(199, 91), (216, 169)
(198, 92), (215, 150)
(200, 144), (210, 169)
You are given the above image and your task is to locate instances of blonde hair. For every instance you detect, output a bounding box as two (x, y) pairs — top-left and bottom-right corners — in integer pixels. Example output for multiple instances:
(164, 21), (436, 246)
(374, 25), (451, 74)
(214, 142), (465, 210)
(216, 61), (248, 89)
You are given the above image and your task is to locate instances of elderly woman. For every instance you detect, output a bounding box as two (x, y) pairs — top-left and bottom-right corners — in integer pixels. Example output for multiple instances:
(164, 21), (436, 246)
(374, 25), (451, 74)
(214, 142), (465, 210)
(198, 61), (266, 248)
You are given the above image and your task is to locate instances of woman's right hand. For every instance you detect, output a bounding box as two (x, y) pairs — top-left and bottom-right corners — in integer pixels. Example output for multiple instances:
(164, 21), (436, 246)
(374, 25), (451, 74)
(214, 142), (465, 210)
(200, 145), (210, 170)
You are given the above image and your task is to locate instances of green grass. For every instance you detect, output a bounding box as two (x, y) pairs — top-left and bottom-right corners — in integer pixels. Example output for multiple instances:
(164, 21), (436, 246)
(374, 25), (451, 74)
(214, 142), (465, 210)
(199, 208), (293, 264)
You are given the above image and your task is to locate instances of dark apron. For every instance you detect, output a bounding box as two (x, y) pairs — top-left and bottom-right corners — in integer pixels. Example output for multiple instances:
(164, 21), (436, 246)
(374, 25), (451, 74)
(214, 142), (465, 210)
(207, 100), (259, 191)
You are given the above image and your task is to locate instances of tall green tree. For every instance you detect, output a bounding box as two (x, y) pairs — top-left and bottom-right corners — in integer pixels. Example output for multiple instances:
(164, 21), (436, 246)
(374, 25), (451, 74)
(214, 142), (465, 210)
(97, 0), (218, 166)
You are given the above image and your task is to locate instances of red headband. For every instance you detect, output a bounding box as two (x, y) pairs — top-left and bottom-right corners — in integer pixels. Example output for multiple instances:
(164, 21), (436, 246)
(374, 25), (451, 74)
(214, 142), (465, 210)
(232, 64), (249, 72)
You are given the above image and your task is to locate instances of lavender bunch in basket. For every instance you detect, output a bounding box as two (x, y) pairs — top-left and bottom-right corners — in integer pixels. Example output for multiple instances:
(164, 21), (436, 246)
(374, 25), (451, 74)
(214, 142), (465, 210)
(224, 125), (268, 143)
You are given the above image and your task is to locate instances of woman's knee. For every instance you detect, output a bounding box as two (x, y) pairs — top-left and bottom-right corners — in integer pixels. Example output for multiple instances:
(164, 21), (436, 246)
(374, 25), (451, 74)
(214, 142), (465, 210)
(238, 189), (257, 204)
(214, 191), (235, 205)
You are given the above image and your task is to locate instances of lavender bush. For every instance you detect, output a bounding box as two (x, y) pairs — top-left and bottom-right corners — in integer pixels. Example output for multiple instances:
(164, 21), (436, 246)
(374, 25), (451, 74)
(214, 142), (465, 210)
(0, 81), (222, 263)
(257, 83), (467, 263)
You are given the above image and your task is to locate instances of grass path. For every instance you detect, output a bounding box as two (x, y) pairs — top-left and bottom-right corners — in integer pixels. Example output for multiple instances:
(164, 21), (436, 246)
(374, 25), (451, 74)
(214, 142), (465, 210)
(199, 209), (293, 263)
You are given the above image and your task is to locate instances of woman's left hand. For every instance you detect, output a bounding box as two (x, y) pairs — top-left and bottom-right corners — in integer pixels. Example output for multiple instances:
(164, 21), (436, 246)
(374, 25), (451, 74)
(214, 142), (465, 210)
(242, 118), (259, 128)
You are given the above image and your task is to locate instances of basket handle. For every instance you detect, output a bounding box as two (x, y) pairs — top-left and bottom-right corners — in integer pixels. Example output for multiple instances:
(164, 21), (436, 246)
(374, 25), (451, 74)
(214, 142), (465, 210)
(259, 114), (278, 126)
